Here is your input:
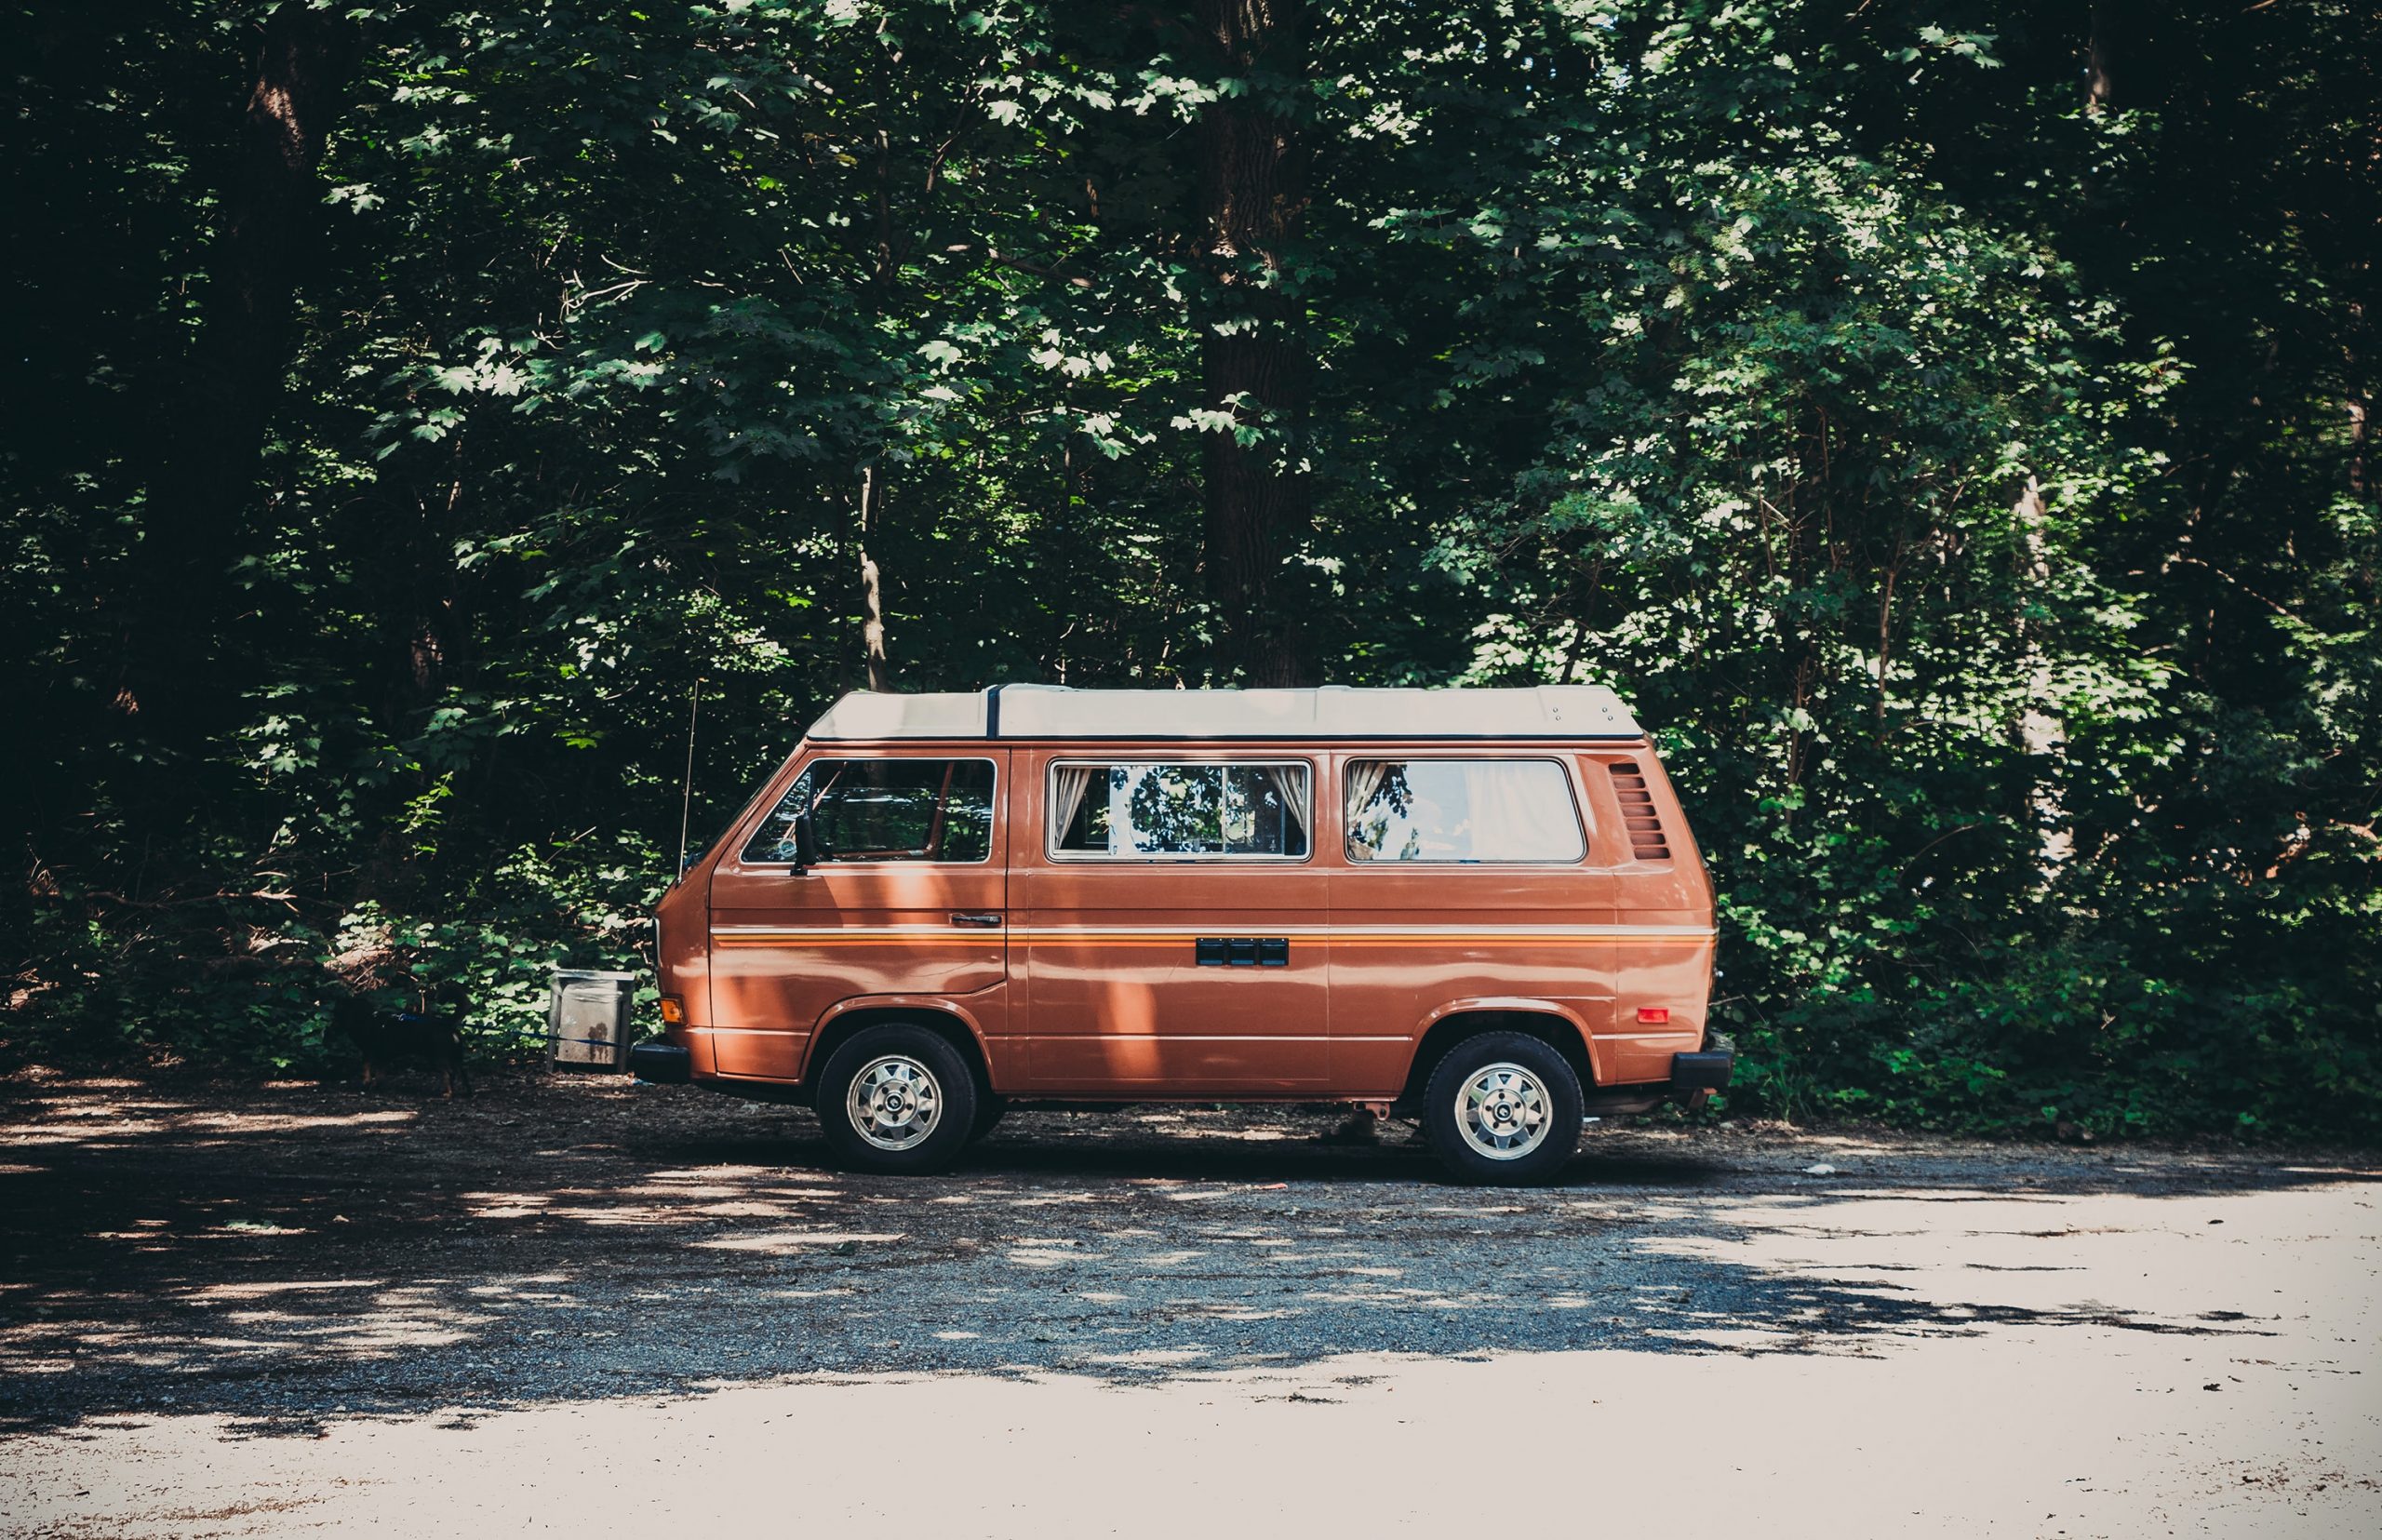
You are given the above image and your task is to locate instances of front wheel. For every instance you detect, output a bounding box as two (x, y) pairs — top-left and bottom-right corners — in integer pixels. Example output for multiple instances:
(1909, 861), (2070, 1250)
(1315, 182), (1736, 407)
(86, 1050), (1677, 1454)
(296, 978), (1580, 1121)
(814, 1024), (979, 1174)
(1422, 1032), (1585, 1185)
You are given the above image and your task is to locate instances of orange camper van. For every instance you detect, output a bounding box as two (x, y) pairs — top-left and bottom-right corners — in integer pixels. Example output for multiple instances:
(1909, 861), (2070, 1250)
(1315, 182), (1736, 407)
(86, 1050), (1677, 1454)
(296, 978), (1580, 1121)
(636, 685), (1730, 1185)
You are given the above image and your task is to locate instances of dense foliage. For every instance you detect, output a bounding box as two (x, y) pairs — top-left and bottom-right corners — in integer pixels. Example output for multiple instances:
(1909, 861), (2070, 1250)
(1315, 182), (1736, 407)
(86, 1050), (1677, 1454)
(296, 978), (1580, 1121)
(5, 1), (2375, 1138)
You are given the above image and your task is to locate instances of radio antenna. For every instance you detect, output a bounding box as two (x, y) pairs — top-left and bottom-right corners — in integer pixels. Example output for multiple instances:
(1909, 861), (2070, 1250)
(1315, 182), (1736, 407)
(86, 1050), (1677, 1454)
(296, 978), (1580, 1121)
(676, 676), (703, 871)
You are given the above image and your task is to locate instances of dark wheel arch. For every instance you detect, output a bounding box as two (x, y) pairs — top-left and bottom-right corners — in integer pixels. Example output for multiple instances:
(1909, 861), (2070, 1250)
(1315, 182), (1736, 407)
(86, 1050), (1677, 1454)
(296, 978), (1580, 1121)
(804, 1006), (993, 1112)
(1396, 1009), (1596, 1115)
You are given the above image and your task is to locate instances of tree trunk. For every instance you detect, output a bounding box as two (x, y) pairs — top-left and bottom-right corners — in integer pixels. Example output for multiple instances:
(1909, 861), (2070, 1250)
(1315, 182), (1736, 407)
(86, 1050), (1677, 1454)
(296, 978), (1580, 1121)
(2085, 6), (2118, 115)
(1193, 0), (1312, 687)
(853, 127), (899, 694)
(2349, 395), (2371, 504)
(118, 2), (355, 738)
(2012, 477), (2075, 877)
(858, 464), (894, 693)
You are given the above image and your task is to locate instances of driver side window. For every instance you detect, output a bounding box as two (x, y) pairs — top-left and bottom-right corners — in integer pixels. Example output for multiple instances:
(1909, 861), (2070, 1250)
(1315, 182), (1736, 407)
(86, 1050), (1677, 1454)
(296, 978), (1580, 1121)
(742, 758), (996, 864)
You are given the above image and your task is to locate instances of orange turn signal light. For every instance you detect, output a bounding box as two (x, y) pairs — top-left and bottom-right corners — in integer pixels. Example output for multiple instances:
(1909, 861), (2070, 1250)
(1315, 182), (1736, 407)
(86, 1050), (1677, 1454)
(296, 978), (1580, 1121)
(658, 995), (686, 1025)
(1638, 1007), (1670, 1024)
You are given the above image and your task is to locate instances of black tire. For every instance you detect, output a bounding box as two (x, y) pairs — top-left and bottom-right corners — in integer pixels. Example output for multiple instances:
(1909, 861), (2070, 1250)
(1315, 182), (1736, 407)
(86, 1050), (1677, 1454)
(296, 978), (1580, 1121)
(1421, 1031), (1585, 1185)
(968, 1093), (1010, 1144)
(814, 1024), (980, 1175)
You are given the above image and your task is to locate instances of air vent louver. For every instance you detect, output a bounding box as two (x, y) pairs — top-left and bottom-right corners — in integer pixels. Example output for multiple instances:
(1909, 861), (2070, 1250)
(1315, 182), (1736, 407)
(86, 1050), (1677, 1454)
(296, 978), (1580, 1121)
(1608, 761), (1671, 862)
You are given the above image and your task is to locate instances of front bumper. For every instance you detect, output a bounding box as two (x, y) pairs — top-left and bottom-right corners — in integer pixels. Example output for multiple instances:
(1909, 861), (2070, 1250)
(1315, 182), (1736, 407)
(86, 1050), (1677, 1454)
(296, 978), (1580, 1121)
(628, 1041), (692, 1083)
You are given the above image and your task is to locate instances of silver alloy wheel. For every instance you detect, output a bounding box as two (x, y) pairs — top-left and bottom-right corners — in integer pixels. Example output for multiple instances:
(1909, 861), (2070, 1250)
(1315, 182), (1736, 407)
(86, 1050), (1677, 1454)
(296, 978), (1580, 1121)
(845, 1053), (943, 1152)
(1455, 1062), (1552, 1160)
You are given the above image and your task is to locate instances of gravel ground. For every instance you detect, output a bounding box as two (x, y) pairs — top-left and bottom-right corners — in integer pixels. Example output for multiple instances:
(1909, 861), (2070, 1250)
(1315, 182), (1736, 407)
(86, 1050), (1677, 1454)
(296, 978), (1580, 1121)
(0, 1065), (2375, 1536)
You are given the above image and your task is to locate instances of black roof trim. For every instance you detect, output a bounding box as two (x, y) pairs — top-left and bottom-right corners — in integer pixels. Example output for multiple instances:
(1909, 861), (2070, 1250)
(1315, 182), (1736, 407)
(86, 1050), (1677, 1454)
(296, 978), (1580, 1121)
(808, 731), (1649, 744)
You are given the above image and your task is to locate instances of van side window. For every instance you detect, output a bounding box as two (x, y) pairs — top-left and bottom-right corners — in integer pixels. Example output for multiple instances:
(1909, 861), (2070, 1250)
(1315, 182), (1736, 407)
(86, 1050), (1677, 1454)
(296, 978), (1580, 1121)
(1050, 763), (1310, 859)
(1345, 759), (1586, 864)
(743, 758), (996, 864)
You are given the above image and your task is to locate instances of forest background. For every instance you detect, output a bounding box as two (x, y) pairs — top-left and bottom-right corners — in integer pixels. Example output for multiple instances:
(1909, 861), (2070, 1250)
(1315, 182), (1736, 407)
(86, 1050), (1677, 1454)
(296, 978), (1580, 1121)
(5, 1), (2375, 1139)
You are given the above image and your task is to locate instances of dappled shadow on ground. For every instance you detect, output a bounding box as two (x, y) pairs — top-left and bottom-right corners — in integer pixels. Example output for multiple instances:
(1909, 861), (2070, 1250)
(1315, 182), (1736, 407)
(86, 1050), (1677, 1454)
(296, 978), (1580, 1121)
(1, 1068), (2371, 1436)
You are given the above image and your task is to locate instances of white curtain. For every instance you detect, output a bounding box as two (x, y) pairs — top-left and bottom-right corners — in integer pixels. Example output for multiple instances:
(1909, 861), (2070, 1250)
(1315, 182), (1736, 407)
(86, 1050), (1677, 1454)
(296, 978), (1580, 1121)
(1050, 765), (1097, 848)
(1344, 760), (1391, 860)
(1458, 761), (1585, 862)
(1264, 766), (1309, 843)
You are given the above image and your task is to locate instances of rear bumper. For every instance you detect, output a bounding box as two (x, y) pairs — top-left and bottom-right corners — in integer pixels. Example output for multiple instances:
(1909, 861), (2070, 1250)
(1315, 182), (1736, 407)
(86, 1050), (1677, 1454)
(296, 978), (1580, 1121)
(1668, 1032), (1735, 1092)
(628, 1041), (692, 1083)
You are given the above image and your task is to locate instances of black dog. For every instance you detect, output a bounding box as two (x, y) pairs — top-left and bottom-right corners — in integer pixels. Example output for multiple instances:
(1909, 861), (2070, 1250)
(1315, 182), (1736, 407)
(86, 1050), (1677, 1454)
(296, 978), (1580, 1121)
(329, 993), (473, 1097)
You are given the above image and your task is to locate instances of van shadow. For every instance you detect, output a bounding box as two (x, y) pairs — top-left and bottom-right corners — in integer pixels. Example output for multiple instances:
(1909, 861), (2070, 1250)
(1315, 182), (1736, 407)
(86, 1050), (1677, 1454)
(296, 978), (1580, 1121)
(0, 1076), (2363, 1437)
(649, 1126), (1732, 1190)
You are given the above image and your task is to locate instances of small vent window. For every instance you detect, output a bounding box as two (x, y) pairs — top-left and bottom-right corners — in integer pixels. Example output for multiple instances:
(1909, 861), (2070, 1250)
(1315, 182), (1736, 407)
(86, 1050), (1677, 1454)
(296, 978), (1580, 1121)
(1607, 762), (1671, 862)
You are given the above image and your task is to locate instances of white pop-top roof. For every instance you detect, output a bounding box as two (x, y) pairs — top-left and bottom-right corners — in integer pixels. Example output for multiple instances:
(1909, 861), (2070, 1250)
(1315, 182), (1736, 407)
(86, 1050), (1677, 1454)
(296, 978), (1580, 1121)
(805, 684), (1642, 742)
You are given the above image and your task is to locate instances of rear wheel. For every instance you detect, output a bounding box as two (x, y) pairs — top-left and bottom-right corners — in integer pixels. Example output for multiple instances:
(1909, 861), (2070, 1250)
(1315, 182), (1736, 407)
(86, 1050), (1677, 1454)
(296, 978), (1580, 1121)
(1422, 1031), (1585, 1185)
(814, 1024), (979, 1175)
(968, 1093), (1009, 1144)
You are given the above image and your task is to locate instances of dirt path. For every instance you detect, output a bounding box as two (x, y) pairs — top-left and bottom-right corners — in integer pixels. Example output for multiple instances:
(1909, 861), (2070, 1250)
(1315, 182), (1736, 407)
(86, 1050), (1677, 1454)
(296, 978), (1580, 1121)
(0, 1068), (2375, 1536)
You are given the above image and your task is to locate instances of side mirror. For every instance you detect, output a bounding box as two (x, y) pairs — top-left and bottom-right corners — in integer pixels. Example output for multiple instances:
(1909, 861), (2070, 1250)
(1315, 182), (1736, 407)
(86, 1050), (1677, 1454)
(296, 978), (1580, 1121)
(793, 809), (820, 870)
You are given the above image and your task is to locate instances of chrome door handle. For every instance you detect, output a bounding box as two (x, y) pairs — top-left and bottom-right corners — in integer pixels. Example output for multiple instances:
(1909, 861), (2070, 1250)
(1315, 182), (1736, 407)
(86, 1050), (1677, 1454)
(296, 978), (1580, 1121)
(949, 913), (1003, 928)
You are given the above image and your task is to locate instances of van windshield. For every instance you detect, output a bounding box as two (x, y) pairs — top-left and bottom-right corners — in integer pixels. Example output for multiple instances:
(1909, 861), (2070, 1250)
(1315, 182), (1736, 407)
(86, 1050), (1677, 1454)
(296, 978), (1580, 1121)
(1051, 762), (1309, 859)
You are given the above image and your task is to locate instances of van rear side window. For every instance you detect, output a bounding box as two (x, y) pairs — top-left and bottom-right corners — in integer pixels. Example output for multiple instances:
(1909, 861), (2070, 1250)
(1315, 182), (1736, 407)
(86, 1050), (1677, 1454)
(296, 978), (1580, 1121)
(743, 758), (996, 864)
(1050, 762), (1310, 859)
(1345, 759), (1586, 864)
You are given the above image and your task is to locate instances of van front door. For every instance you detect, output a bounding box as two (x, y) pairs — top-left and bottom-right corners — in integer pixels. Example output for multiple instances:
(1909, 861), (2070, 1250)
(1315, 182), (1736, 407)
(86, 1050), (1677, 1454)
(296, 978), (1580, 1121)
(1015, 752), (1329, 1091)
(707, 752), (1009, 1081)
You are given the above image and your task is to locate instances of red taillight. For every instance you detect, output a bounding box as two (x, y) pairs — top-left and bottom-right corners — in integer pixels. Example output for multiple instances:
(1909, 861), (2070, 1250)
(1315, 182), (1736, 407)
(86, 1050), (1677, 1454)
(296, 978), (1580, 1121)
(1638, 1007), (1670, 1024)
(659, 995), (686, 1025)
